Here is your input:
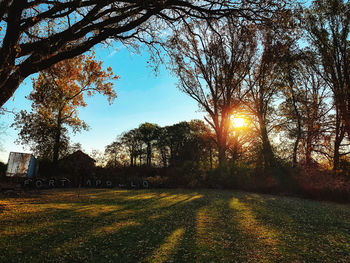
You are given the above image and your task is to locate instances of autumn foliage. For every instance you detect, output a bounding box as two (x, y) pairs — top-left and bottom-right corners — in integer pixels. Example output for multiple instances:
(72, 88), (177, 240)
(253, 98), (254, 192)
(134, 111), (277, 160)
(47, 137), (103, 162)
(12, 53), (118, 163)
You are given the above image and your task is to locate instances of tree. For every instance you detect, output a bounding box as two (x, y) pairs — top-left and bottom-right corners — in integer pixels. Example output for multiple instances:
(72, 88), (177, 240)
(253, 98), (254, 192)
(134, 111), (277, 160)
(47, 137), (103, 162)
(156, 127), (171, 167)
(67, 142), (83, 155)
(166, 16), (257, 165)
(0, 0), (287, 107)
(106, 120), (215, 168)
(12, 53), (117, 164)
(164, 122), (192, 167)
(105, 140), (128, 168)
(0, 161), (6, 178)
(120, 129), (143, 167)
(277, 45), (308, 167)
(298, 64), (332, 166)
(333, 100), (348, 170)
(188, 120), (216, 168)
(279, 53), (333, 167)
(138, 123), (161, 166)
(244, 30), (292, 168)
(304, 0), (350, 139)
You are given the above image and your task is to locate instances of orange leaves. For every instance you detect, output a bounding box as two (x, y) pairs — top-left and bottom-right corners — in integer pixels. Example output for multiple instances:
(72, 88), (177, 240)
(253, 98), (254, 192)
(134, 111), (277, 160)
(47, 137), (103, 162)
(28, 51), (118, 138)
(14, 44), (21, 57)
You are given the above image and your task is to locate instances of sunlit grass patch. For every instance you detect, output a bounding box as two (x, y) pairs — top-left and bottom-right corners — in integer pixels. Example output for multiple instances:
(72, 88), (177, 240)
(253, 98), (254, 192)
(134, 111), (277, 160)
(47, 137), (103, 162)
(0, 188), (349, 263)
(75, 204), (122, 217)
(229, 197), (281, 261)
(229, 197), (280, 245)
(93, 221), (141, 236)
(147, 227), (185, 263)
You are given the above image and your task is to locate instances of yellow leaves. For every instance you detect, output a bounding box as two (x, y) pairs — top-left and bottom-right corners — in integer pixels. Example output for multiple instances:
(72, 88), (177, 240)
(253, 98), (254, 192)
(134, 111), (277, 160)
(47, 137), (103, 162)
(30, 51), (118, 128)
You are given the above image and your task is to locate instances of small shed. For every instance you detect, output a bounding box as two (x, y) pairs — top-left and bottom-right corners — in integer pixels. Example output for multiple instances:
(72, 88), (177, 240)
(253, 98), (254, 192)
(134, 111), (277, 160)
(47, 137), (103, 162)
(59, 150), (96, 185)
(60, 150), (96, 169)
(6, 152), (37, 178)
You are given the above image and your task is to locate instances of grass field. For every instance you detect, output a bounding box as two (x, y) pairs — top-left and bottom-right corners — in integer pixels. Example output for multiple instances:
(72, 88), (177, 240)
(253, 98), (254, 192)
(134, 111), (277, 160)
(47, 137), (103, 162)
(1, 189), (350, 263)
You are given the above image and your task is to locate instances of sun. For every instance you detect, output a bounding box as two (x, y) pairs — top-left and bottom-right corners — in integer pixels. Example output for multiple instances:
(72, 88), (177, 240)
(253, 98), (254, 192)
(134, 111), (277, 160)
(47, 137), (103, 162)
(231, 116), (246, 128)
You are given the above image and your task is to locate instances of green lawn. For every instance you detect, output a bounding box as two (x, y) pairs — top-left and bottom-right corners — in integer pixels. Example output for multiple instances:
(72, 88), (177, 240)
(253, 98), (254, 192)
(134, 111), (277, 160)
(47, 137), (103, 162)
(0, 189), (349, 263)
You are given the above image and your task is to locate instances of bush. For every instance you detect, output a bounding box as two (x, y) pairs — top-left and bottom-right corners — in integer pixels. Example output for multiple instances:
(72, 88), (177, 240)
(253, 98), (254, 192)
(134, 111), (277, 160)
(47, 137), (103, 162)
(0, 161), (6, 178)
(295, 168), (350, 203)
(339, 158), (350, 177)
(205, 163), (255, 190)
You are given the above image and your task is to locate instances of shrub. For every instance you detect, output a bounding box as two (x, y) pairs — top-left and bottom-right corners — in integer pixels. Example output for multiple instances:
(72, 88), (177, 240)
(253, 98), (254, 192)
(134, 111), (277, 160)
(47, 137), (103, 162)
(295, 168), (350, 203)
(0, 161), (6, 178)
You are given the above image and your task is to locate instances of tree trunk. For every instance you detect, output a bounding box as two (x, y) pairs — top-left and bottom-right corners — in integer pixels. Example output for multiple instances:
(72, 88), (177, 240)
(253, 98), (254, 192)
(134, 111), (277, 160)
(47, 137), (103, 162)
(334, 86), (350, 141)
(209, 147), (213, 169)
(0, 0), (27, 108)
(161, 147), (167, 167)
(291, 88), (302, 167)
(217, 133), (227, 166)
(292, 131), (301, 167)
(258, 116), (275, 168)
(305, 130), (312, 166)
(130, 153), (133, 167)
(230, 135), (240, 164)
(333, 105), (345, 171)
(334, 139), (341, 171)
(147, 142), (151, 166)
(169, 144), (174, 167)
(52, 110), (62, 166)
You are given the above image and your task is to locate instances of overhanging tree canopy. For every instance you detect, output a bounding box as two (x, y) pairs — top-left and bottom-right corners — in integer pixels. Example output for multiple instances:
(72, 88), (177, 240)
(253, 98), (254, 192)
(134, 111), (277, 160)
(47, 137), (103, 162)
(0, 0), (288, 107)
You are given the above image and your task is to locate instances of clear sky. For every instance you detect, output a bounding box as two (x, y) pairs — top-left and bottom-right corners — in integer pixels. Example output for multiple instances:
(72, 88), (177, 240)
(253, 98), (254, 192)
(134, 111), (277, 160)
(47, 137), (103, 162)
(0, 43), (204, 163)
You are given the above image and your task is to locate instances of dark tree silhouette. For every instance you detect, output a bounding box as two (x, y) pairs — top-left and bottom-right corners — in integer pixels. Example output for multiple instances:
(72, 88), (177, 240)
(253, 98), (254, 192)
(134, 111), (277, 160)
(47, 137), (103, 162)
(0, 0), (286, 107)
(304, 0), (350, 139)
(166, 16), (257, 165)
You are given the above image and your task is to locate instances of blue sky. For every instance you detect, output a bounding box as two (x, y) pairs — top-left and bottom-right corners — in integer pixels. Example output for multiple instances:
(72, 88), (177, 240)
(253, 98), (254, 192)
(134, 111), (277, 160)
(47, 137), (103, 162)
(0, 44), (204, 163)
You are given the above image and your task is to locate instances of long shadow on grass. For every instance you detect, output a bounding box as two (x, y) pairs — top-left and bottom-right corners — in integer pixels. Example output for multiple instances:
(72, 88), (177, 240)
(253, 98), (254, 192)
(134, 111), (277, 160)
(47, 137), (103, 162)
(1, 189), (207, 263)
(0, 190), (289, 263)
(47, 190), (207, 263)
(237, 193), (350, 263)
(3, 189), (349, 263)
(54, 190), (250, 263)
(172, 192), (251, 263)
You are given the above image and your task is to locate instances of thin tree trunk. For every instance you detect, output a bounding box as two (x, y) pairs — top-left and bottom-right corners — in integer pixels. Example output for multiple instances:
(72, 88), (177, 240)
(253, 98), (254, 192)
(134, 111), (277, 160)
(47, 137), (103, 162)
(333, 138), (341, 171)
(290, 87), (302, 167)
(258, 116), (275, 168)
(333, 105), (345, 171)
(209, 147), (213, 169)
(52, 109), (62, 166)
(293, 129), (301, 167)
(130, 153), (133, 167)
(305, 130), (312, 166)
(147, 142), (151, 166)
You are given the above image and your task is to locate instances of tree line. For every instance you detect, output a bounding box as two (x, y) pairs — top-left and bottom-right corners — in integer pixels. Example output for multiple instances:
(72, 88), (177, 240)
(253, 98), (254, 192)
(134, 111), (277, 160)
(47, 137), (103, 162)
(104, 121), (215, 169)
